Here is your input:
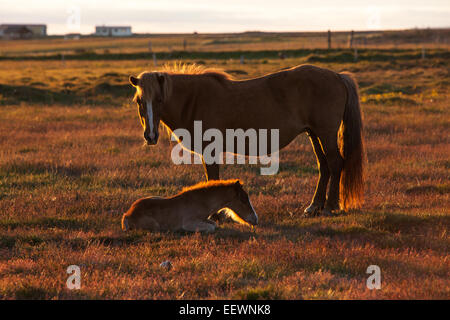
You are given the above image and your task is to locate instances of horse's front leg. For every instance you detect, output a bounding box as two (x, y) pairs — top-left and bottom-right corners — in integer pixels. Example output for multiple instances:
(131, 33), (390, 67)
(202, 161), (221, 221)
(203, 163), (220, 181)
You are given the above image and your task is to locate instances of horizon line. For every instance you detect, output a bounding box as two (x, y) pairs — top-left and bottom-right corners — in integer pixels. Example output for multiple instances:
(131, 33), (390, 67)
(42, 26), (450, 36)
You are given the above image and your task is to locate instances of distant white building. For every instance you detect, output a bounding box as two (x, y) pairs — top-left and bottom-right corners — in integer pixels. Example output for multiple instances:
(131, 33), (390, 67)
(95, 26), (132, 37)
(0, 24), (47, 39)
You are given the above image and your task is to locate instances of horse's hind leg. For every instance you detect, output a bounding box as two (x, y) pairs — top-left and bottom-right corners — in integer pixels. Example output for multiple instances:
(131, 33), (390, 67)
(304, 132), (330, 216)
(320, 133), (344, 215)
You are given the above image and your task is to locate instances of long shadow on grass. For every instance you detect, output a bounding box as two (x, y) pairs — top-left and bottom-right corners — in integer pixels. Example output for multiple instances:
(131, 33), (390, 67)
(257, 211), (449, 254)
(0, 84), (80, 105)
(0, 216), (105, 232)
(0, 82), (133, 106)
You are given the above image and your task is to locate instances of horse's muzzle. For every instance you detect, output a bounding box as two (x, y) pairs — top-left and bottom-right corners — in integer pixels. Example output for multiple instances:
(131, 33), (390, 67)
(249, 215), (258, 226)
(144, 132), (159, 145)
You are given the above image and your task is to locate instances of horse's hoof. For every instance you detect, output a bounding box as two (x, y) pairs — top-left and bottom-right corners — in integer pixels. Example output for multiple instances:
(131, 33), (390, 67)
(321, 208), (342, 217)
(206, 219), (217, 227)
(321, 208), (334, 217)
(303, 204), (322, 217)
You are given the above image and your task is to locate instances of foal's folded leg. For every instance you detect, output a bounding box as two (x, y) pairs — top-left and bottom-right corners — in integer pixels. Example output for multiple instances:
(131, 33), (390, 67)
(205, 218), (217, 227)
(208, 209), (230, 223)
(182, 220), (216, 233)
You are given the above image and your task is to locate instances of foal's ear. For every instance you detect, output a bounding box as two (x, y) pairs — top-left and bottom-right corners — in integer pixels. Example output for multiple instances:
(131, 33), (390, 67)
(129, 76), (139, 87)
(234, 180), (247, 200)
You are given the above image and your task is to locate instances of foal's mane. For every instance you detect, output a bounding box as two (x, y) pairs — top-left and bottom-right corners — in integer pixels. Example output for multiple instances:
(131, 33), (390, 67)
(180, 179), (240, 194)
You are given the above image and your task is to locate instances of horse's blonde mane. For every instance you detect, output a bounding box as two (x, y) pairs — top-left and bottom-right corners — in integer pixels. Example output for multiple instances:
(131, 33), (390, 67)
(161, 62), (234, 80)
(133, 71), (172, 103)
(132, 62), (232, 104)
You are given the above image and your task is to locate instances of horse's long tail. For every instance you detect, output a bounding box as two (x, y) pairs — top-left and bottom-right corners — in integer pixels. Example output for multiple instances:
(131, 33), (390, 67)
(338, 72), (365, 210)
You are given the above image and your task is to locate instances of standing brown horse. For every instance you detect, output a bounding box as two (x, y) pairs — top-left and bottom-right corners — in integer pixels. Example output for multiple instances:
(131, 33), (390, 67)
(129, 63), (364, 216)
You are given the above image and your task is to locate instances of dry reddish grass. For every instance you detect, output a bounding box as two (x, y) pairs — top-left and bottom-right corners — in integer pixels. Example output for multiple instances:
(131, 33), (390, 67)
(0, 41), (449, 299)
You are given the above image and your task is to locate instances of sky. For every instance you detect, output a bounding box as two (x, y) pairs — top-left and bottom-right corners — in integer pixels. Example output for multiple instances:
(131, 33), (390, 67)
(0, 0), (449, 35)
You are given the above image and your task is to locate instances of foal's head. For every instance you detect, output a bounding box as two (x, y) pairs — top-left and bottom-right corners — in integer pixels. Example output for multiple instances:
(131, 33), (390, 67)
(129, 72), (171, 145)
(226, 181), (258, 226)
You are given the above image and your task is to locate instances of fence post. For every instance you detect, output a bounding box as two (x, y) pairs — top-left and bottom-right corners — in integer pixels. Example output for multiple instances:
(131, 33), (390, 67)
(328, 30), (331, 49)
(349, 30), (354, 48)
(354, 48), (358, 62)
(153, 53), (157, 66)
(240, 55), (245, 64)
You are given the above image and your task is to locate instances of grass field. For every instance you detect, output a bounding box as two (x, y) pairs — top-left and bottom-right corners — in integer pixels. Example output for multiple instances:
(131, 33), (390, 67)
(0, 31), (449, 299)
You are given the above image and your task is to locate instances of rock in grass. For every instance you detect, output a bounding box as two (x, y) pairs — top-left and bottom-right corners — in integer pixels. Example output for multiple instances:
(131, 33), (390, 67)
(160, 260), (172, 271)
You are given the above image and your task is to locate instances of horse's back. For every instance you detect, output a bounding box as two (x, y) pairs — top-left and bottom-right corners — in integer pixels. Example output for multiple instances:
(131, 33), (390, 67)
(225, 64), (346, 136)
(123, 196), (183, 231)
(272, 64), (347, 132)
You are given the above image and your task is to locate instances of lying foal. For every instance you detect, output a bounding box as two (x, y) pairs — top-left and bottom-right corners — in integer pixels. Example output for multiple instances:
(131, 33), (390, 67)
(122, 180), (258, 233)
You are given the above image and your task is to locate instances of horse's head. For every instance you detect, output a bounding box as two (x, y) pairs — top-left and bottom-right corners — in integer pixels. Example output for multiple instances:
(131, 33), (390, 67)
(226, 181), (258, 226)
(129, 72), (171, 145)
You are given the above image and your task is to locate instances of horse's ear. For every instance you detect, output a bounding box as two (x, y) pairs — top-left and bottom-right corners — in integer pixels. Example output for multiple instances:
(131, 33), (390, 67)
(129, 76), (139, 87)
(157, 73), (171, 103)
(157, 73), (165, 87)
(234, 180), (242, 189)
